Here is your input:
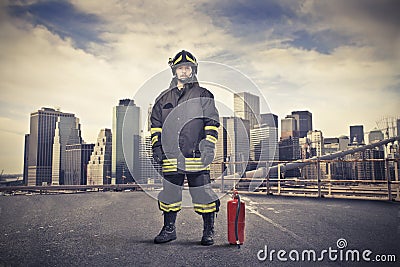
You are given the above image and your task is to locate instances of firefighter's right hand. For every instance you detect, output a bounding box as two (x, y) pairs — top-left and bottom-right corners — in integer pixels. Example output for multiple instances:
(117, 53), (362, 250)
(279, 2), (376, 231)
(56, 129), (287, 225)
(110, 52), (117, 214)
(200, 143), (215, 167)
(152, 146), (164, 164)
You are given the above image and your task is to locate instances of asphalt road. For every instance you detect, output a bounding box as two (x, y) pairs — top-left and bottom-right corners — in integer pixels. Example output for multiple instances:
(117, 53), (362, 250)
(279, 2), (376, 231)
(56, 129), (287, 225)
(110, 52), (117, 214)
(0, 191), (399, 266)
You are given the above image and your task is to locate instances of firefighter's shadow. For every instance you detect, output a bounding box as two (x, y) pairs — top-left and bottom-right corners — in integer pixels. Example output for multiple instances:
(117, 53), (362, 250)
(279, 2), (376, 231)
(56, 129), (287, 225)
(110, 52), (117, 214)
(141, 239), (236, 249)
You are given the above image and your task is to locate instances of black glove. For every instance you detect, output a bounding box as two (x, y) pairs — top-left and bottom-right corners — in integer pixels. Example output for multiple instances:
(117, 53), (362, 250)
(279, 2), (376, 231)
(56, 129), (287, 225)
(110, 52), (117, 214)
(200, 142), (215, 167)
(152, 146), (164, 164)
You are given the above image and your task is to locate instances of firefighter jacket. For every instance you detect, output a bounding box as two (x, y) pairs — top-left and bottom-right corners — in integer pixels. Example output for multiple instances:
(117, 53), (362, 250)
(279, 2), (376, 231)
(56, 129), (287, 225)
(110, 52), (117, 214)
(151, 82), (220, 175)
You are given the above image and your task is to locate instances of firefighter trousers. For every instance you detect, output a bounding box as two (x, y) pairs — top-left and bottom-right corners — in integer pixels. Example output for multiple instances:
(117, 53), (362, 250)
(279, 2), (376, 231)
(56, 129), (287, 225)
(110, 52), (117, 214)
(158, 172), (220, 214)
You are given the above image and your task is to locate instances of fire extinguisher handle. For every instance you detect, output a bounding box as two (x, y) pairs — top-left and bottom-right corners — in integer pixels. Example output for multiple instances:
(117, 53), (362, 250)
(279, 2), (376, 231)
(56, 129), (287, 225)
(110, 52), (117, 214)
(235, 193), (241, 249)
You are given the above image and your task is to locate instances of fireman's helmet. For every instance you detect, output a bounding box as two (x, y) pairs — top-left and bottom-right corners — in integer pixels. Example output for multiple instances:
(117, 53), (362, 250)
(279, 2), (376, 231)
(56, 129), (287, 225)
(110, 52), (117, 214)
(168, 50), (198, 76)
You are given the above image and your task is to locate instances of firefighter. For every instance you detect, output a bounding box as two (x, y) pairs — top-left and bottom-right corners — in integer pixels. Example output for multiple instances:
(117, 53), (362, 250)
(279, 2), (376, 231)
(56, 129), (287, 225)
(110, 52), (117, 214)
(151, 50), (220, 246)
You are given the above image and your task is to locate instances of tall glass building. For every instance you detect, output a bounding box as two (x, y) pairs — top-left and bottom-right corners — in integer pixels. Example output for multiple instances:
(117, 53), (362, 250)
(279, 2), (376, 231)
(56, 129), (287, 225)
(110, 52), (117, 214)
(24, 107), (80, 186)
(52, 116), (82, 185)
(64, 143), (94, 185)
(139, 133), (161, 184)
(291, 111), (312, 138)
(219, 117), (250, 176)
(250, 124), (279, 168)
(234, 92), (260, 130)
(112, 99), (140, 184)
(350, 125), (365, 145)
(281, 115), (297, 139)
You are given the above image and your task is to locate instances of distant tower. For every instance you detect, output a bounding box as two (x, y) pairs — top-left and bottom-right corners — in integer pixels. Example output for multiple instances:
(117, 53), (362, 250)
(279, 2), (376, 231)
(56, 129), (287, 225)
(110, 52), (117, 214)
(281, 115), (297, 139)
(368, 129), (384, 144)
(139, 133), (161, 184)
(112, 99), (141, 184)
(291, 111), (312, 138)
(350, 125), (364, 145)
(215, 117), (250, 176)
(24, 107), (80, 186)
(260, 113), (278, 128)
(307, 130), (324, 157)
(65, 143), (94, 185)
(250, 124), (279, 167)
(87, 129), (112, 185)
(52, 116), (82, 185)
(234, 92), (260, 129)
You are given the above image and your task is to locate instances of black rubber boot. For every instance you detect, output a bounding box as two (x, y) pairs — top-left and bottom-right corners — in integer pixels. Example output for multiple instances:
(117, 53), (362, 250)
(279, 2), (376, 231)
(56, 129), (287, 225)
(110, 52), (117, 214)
(201, 212), (215, 246)
(154, 211), (177, 244)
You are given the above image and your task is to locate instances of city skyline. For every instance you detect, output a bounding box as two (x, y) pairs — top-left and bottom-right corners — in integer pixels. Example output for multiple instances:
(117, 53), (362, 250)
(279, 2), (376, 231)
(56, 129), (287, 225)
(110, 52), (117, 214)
(1, 0), (399, 173)
(18, 102), (398, 178)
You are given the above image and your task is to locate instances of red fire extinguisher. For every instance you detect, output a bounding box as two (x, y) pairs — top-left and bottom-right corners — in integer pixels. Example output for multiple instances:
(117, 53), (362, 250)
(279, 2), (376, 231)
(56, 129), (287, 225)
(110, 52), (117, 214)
(227, 190), (245, 248)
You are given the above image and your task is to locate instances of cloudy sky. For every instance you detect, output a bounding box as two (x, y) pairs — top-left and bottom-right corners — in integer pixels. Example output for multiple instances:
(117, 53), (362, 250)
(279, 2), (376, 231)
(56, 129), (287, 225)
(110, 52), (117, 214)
(0, 0), (399, 174)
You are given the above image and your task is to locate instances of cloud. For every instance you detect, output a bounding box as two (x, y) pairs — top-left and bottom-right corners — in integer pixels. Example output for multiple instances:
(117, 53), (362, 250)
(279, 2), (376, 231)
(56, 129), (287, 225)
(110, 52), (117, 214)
(248, 43), (400, 137)
(298, 0), (400, 59)
(7, 0), (104, 50)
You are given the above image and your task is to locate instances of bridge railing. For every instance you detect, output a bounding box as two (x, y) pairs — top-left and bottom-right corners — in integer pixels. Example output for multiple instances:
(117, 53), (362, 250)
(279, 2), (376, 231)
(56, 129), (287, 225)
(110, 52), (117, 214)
(1, 159), (399, 201)
(212, 158), (400, 201)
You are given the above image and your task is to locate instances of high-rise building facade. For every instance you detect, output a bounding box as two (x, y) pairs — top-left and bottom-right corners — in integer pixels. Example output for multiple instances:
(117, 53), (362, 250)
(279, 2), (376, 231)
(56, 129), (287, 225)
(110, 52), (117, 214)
(210, 117), (227, 178)
(234, 92), (260, 129)
(87, 129), (112, 185)
(227, 117), (250, 175)
(64, 143), (94, 185)
(23, 134), (30, 185)
(281, 115), (297, 139)
(279, 137), (300, 161)
(324, 136), (350, 154)
(51, 116), (82, 185)
(397, 119), (400, 137)
(307, 130), (324, 157)
(24, 108), (79, 186)
(368, 129), (384, 144)
(250, 124), (279, 168)
(350, 125), (365, 145)
(260, 113), (278, 128)
(139, 133), (161, 184)
(112, 99), (141, 184)
(291, 111), (312, 138)
(212, 117), (250, 176)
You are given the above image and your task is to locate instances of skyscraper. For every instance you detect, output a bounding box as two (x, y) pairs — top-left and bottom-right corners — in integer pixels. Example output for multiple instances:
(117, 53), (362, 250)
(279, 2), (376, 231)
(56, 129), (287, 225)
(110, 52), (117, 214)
(112, 99), (141, 184)
(250, 124), (279, 168)
(24, 107), (80, 186)
(291, 111), (312, 138)
(280, 114), (300, 164)
(51, 116), (82, 185)
(324, 136), (350, 154)
(350, 125), (365, 145)
(234, 92), (260, 129)
(397, 119), (400, 137)
(87, 129), (112, 185)
(281, 115), (297, 139)
(260, 113), (278, 128)
(368, 129), (384, 144)
(226, 117), (250, 175)
(23, 134), (29, 185)
(64, 143), (94, 185)
(139, 133), (161, 184)
(307, 130), (324, 157)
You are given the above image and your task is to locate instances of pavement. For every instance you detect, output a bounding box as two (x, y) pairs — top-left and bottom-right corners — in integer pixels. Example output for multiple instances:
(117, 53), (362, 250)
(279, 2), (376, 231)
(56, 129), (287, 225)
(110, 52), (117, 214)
(0, 191), (399, 266)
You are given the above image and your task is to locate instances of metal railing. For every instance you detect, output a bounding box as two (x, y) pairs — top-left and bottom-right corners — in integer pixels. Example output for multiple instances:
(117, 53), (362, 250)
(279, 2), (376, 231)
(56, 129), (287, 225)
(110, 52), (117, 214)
(2, 158), (399, 202)
(213, 158), (400, 201)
